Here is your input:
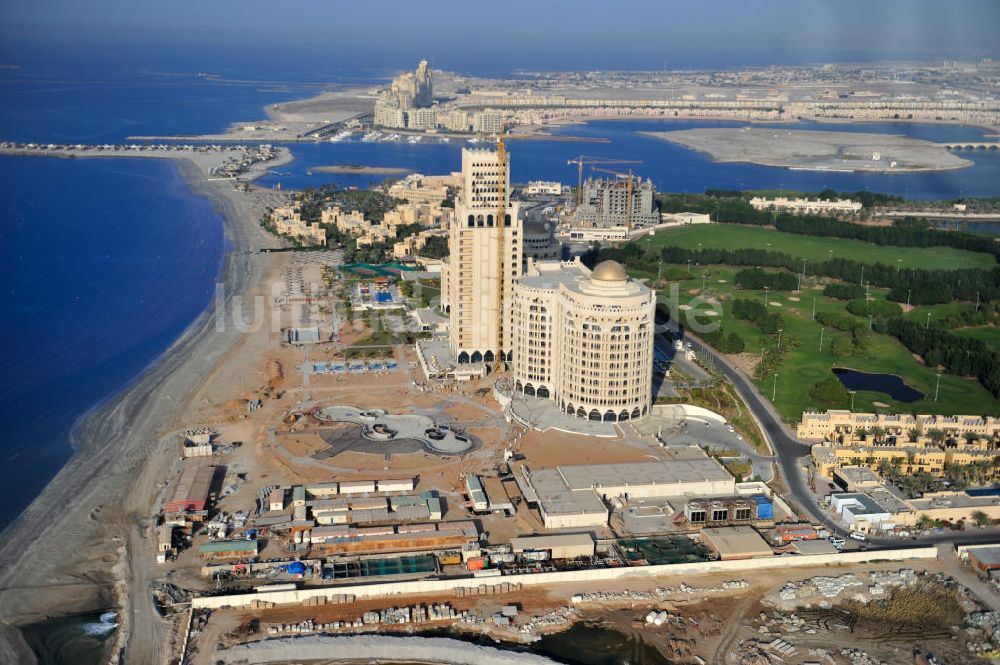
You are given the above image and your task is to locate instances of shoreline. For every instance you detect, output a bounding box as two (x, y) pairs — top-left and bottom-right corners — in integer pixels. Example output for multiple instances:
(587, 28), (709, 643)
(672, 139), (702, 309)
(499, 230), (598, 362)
(639, 129), (976, 174)
(0, 150), (291, 664)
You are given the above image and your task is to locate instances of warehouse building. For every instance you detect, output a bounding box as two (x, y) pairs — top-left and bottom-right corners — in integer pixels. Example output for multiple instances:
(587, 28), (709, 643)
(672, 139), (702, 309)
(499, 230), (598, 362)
(164, 465), (218, 515)
(465, 476), (489, 512)
(483, 477), (516, 515)
(511, 533), (595, 560)
(963, 545), (1000, 574)
(514, 456), (735, 529)
(199, 539), (259, 561)
(700, 526), (773, 561)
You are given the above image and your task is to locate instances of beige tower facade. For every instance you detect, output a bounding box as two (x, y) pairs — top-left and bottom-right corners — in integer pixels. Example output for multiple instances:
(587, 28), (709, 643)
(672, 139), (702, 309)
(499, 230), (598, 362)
(443, 148), (523, 364)
(511, 259), (655, 422)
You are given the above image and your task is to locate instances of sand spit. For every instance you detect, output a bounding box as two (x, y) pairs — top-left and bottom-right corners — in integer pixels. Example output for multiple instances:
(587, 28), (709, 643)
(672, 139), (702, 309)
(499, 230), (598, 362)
(216, 634), (559, 665)
(0, 151), (290, 664)
(642, 127), (973, 173)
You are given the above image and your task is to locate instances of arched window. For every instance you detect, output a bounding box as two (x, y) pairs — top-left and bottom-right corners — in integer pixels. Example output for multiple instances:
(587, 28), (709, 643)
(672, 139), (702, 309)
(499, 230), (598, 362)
(631, 407), (641, 420)
(458, 351), (470, 364)
(537, 386), (550, 399)
(486, 214), (494, 227)
(471, 351), (483, 363)
(603, 411), (616, 422)
(524, 383), (535, 397)
(484, 350), (495, 363)
(589, 409), (602, 421)
(577, 407), (587, 418)
(619, 410), (630, 421)
(515, 380), (523, 392)
(467, 214), (475, 227)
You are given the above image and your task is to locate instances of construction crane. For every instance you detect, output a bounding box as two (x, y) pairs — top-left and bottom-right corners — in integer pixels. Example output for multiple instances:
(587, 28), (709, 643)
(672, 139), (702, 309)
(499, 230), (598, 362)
(495, 136), (508, 370)
(566, 155), (641, 207)
(591, 166), (636, 232)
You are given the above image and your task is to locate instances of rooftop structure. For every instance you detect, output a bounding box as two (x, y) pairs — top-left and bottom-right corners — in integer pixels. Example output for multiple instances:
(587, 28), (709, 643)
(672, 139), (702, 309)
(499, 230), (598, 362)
(515, 455), (735, 529)
(510, 533), (595, 559)
(832, 465), (885, 491)
(700, 526), (773, 560)
(164, 465), (217, 514)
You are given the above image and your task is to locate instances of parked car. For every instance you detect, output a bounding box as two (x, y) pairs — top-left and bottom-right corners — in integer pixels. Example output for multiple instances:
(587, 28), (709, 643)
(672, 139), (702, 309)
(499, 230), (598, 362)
(849, 531), (867, 541)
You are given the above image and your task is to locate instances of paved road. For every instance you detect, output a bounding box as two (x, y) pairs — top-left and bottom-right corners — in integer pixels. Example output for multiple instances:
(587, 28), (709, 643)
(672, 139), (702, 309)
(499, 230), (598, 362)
(667, 328), (1000, 550)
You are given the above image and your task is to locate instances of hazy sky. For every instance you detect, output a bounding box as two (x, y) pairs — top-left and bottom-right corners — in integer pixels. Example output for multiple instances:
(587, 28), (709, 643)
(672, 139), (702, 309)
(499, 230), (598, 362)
(2, 0), (998, 71)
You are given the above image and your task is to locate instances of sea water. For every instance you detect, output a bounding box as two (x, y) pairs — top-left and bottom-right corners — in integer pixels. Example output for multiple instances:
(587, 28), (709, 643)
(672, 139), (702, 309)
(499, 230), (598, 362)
(0, 156), (224, 528)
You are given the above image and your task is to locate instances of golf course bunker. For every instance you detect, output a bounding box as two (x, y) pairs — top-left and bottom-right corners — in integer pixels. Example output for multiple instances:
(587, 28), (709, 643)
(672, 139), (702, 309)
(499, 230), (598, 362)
(315, 406), (476, 455)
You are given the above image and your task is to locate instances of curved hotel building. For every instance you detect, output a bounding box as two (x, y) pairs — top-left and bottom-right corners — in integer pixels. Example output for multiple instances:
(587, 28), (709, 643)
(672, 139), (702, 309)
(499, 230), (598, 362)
(511, 258), (656, 422)
(440, 146), (656, 422)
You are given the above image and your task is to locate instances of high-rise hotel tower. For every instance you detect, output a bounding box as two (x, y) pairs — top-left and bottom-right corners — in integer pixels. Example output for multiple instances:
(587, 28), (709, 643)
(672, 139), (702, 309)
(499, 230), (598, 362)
(441, 148), (523, 365)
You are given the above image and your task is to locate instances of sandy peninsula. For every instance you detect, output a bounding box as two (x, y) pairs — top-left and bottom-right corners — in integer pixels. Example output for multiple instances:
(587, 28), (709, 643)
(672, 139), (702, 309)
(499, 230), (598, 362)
(0, 148), (291, 664)
(312, 164), (409, 175)
(641, 127), (973, 173)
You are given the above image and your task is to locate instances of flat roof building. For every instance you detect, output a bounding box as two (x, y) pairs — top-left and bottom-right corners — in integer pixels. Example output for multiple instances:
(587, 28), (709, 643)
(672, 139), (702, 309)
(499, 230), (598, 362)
(164, 465), (217, 514)
(483, 477), (515, 515)
(516, 456), (734, 529)
(511, 533), (595, 560)
(199, 539), (258, 560)
(700, 526), (773, 560)
(833, 466), (885, 492)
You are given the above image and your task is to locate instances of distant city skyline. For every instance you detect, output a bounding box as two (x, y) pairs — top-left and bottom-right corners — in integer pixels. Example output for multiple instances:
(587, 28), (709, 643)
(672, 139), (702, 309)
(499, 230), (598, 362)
(2, 0), (999, 73)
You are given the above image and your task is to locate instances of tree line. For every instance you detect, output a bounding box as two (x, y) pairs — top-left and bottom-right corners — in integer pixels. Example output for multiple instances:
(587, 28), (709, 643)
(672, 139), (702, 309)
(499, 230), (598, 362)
(657, 245), (1000, 305)
(881, 318), (1000, 398)
(657, 191), (1000, 261)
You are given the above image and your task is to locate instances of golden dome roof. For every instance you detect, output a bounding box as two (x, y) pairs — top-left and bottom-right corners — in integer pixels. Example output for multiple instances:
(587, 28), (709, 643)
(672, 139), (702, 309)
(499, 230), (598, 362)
(591, 260), (628, 282)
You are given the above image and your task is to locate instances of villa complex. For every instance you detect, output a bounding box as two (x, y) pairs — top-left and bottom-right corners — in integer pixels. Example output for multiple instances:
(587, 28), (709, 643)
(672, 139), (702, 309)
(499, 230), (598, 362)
(270, 206), (327, 246)
(749, 197), (863, 215)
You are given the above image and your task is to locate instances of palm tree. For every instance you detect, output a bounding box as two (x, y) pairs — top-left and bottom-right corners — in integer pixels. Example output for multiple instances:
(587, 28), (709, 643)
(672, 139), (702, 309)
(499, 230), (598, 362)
(871, 426), (886, 444)
(907, 428), (920, 443)
(971, 510), (991, 528)
(916, 514), (934, 530)
(927, 428), (946, 447)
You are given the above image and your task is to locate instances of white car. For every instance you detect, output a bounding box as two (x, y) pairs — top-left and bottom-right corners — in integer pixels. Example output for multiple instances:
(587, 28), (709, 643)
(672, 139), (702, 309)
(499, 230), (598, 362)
(849, 531), (867, 541)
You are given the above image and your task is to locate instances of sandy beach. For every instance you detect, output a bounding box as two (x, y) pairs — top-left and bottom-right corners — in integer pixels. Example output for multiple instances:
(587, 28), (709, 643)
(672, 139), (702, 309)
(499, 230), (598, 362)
(0, 150), (291, 664)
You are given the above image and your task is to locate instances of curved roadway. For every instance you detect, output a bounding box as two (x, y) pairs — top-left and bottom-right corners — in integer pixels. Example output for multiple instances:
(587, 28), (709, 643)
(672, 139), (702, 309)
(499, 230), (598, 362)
(672, 328), (1000, 550)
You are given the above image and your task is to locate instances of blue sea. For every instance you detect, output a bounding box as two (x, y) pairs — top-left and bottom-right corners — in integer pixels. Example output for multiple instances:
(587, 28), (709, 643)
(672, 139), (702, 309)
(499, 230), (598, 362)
(2, 53), (1000, 536)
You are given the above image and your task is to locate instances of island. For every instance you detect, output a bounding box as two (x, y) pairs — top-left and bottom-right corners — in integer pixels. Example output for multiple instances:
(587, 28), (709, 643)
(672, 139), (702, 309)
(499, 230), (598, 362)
(641, 127), (974, 173)
(312, 164), (410, 175)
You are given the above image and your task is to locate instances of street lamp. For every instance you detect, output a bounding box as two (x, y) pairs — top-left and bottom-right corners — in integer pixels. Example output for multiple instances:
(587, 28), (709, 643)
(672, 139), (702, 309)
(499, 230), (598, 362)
(850, 390), (856, 411)
(926, 312), (932, 330)
(934, 373), (942, 402)
(819, 327), (825, 351)
(777, 328), (783, 350)
(764, 286), (771, 306)
(772, 373), (779, 402)
(906, 289), (912, 308)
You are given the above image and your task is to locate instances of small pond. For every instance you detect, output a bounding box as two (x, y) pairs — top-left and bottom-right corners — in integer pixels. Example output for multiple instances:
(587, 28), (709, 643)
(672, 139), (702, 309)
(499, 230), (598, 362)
(832, 368), (926, 403)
